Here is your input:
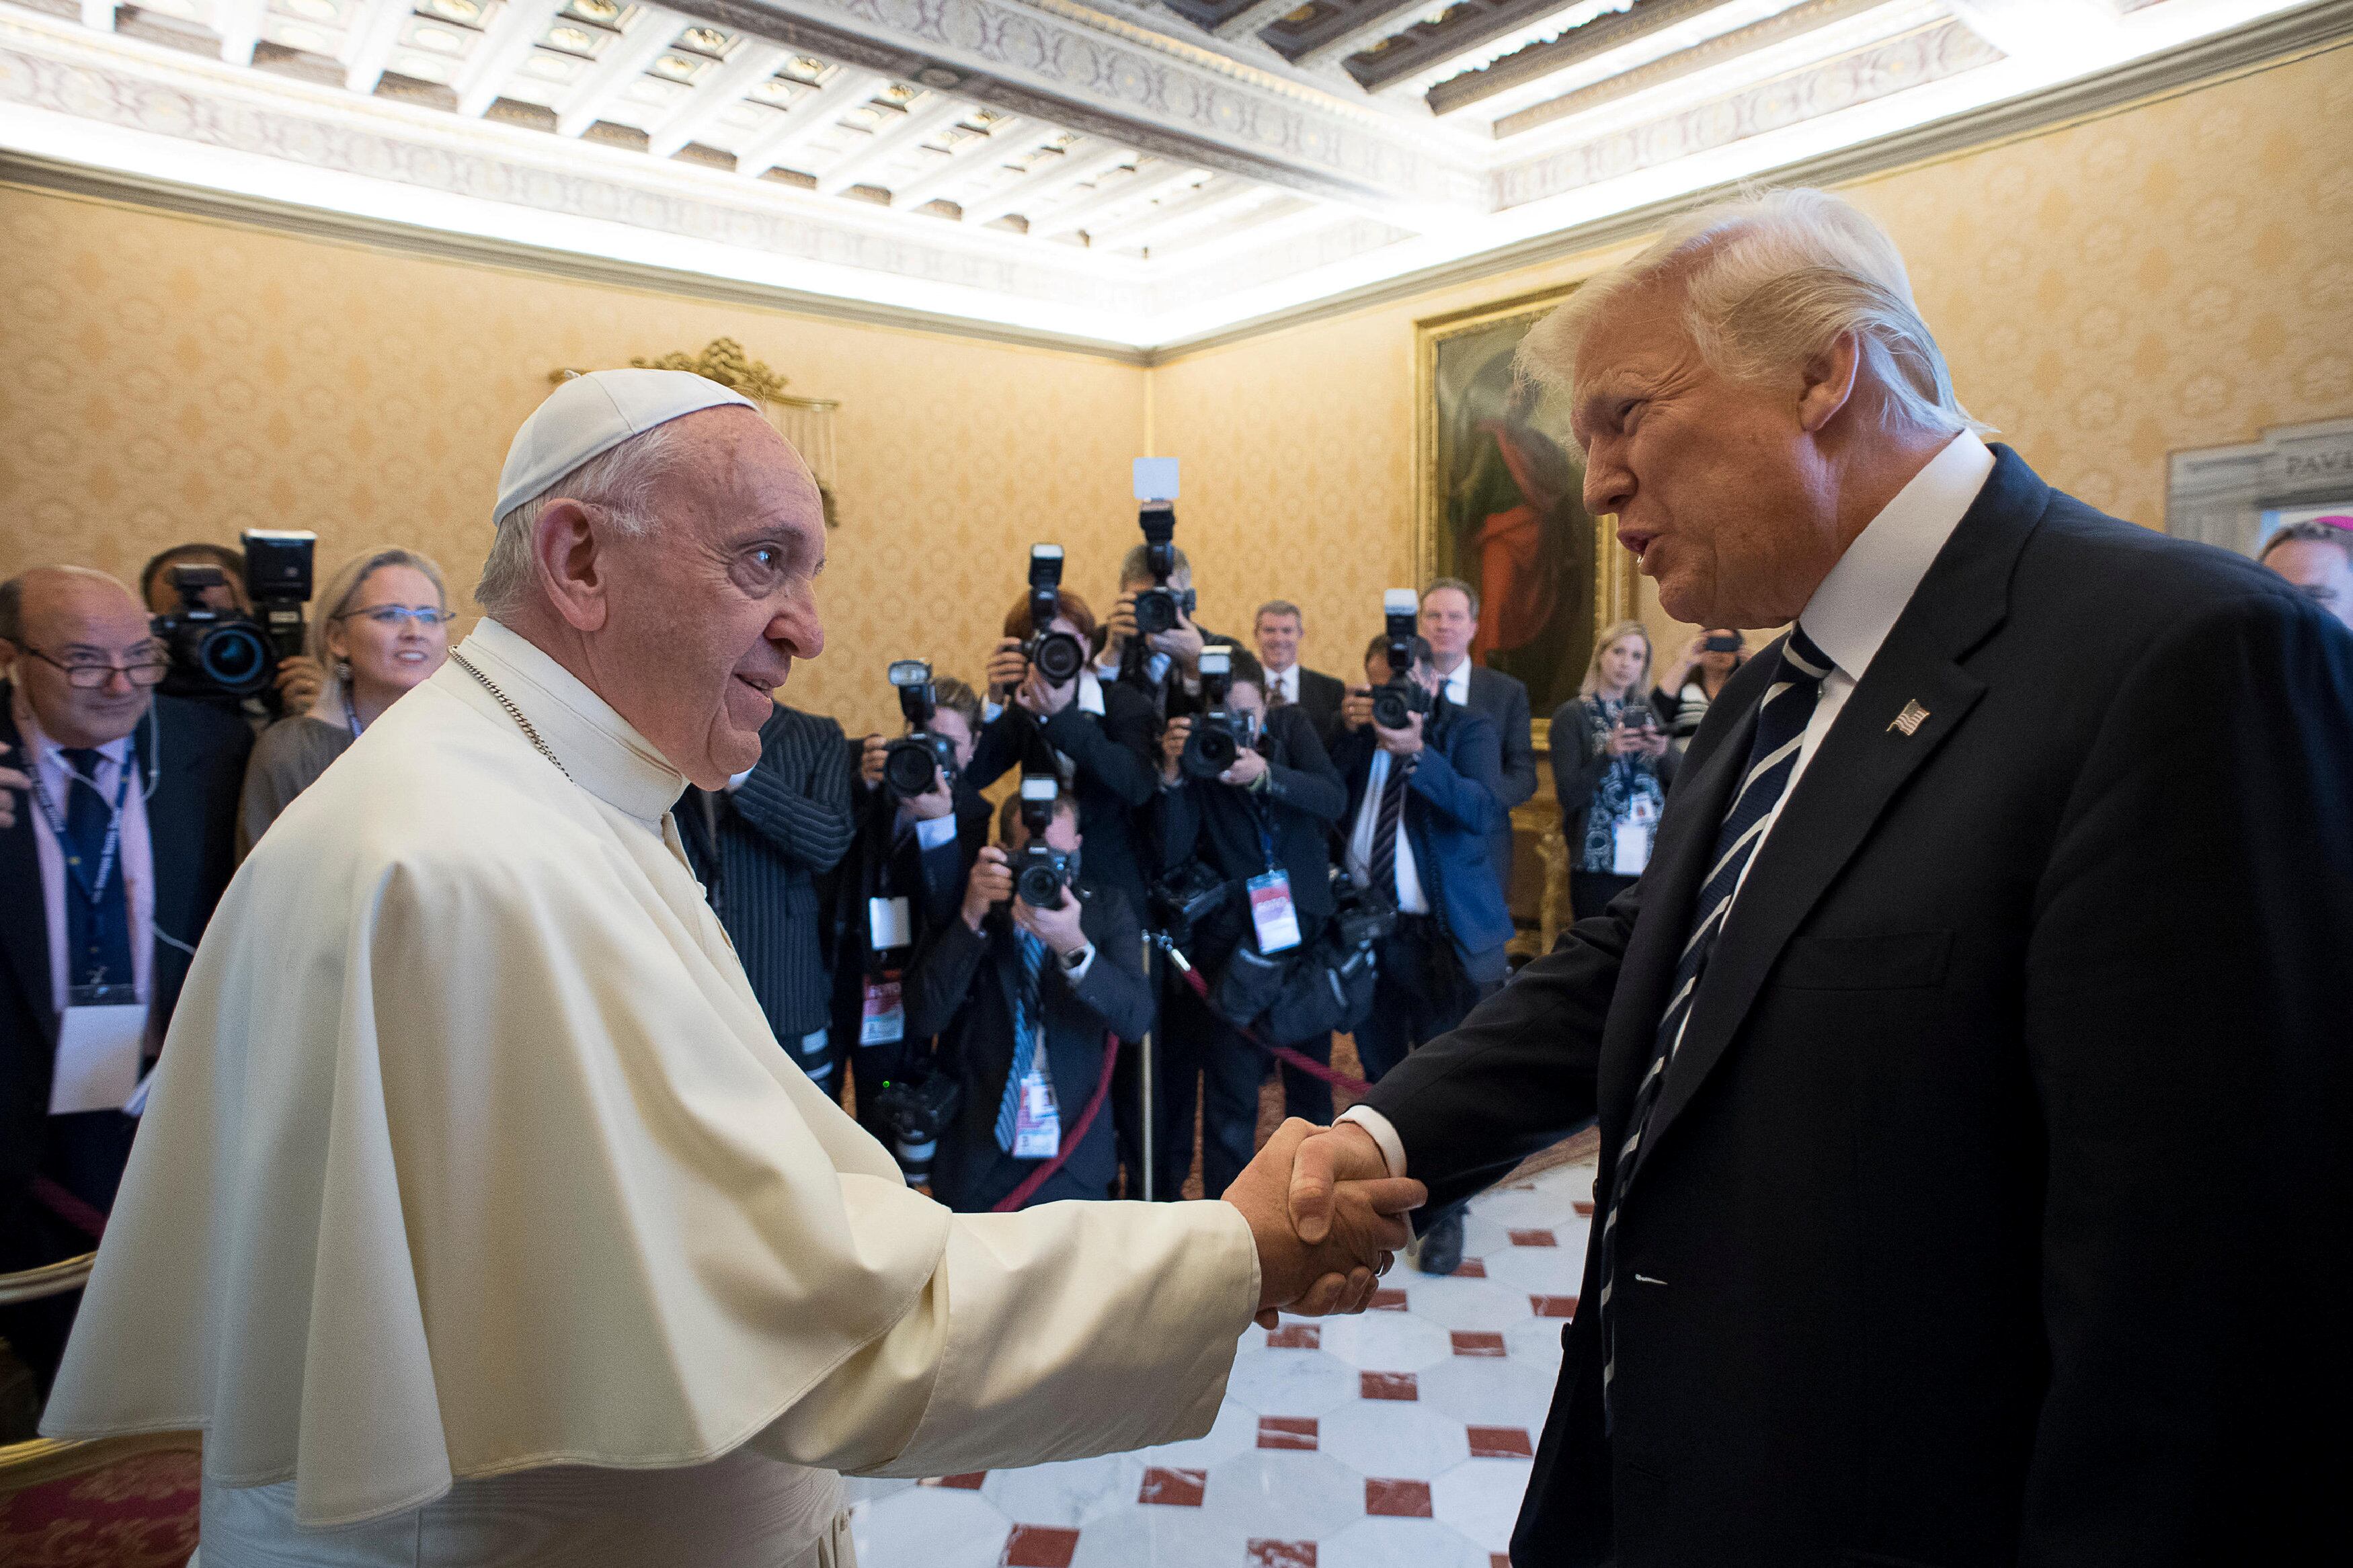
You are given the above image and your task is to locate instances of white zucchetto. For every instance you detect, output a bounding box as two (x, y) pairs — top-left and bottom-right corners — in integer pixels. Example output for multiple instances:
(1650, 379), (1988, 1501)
(493, 369), (756, 524)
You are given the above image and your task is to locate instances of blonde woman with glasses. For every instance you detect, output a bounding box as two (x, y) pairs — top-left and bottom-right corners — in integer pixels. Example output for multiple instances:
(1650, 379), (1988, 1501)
(1548, 618), (1676, 921)
(237, 546), (452, 854)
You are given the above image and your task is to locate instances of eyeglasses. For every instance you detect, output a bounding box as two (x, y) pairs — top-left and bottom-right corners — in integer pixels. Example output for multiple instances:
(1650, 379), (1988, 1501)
(335, 606), (456, 628)
(16, 645), (170, 690)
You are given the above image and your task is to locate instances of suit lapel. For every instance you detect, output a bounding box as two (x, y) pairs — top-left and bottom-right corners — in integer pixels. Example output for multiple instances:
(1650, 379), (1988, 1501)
(1640, 447), (2049, 1156)
(136, 708), (194, 965)
(0, 692), (58, 1048)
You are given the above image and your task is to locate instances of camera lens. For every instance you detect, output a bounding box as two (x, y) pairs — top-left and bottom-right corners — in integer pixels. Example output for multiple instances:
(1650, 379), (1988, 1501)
(1133, 589), (1176, 636)
(1016, 861), (1065, 907)
(196, 622), (275, 696)
(1032, 631), (1084, 686)
(883, 737), (941, 797)
(1371, 687), (1410, 730)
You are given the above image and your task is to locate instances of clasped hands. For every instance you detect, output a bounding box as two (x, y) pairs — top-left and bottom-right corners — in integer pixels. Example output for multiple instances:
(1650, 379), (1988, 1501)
(1222, 1118), (1422, 1329)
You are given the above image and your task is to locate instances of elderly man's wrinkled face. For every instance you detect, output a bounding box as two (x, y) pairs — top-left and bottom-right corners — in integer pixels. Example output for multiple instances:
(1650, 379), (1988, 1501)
(592, 409), (826, 786)
(1571, 282), (1840, 628)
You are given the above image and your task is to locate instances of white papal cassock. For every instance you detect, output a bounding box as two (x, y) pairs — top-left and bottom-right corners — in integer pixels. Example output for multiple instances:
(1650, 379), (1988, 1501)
(40, 617), (1261, 1566)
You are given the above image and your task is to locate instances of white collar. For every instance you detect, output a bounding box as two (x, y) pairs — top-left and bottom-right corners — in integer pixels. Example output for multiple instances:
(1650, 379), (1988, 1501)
(450, 618), (686, 827)
(1801, 431), (1995, 683)
(1439, 659), (1473, 706)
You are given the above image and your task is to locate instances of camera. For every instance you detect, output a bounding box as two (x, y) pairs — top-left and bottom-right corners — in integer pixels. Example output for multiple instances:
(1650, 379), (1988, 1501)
(1180, 646), (1253, 780)
(1023, 545), (1086, 687)
(1149, 859), (1232, 945)
(153, 565), (278, 699)
(869, 1069), (962, 1187)
(1618, 702), (1655, 731)
(243, 529), (316, 661)
(1129, 502), (1195, 640)
(1370, 589), (1431, 731)
(1012, 774), (1075, 909)
(1704, 632), (1744, 654)
(882, 659), (958, 798)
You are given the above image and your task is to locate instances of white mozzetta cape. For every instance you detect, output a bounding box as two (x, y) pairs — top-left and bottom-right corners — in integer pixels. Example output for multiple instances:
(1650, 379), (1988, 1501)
(42, 620), (1259, 1529)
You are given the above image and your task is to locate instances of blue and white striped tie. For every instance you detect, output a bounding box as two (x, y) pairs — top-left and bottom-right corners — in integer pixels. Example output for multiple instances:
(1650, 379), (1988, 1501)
(1598, 625), (1833, 1420)
(995, 928), (1049, 1154)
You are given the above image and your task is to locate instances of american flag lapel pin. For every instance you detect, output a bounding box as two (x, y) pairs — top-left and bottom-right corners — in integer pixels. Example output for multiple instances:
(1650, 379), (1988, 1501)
(1888, 700), (1930, 737)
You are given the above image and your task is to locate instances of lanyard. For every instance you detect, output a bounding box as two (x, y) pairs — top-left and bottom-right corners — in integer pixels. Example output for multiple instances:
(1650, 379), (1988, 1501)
(29, 747), (131, 913)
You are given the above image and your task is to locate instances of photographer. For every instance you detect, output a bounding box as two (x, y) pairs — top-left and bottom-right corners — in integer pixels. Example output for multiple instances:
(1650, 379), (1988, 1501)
(906, 788), (1153, 1212)
(1548, 619), (1677, 923)
(1650, 627), (1747, 754)
(138, 541), (323, 723)
(829, 673), (990, 1135)
(1155, 647), (1345, 1199)
(1095, 544), (1237, 717)
(1329, 630), (1511, 1274)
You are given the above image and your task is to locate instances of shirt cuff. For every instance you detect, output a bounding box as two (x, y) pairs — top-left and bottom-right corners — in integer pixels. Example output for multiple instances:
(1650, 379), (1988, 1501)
(912, 814), (959, 852)
(1059, 942), (1095, 985)
(1336, 1106), (1406, 1180)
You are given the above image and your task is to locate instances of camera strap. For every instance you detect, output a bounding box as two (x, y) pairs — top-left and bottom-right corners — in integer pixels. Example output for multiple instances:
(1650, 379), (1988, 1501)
(1156, 939), (1371, 1097)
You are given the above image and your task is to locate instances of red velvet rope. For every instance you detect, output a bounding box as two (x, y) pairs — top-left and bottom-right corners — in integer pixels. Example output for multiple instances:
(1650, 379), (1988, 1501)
(992, 1035), (1122, 1212)
(31, 1175), (108, 1240)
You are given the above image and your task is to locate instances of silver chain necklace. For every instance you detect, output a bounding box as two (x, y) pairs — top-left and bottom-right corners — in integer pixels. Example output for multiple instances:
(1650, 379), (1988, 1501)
(448, 651), (572, 782)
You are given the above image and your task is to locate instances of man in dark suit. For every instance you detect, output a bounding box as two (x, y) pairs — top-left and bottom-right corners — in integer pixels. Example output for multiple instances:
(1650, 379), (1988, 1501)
(1285, 188), (2353, 1565)
(907, 788), (1156, 1211)
(1094, 544), (1239, 720)
(676, 701), (854, 1089)
(1419, 579), (1536, 897)
(1, 567), (251, 1392)
(1327, 632), (1513, 1274)
(1156, 647), (1347, 1200)
(1252, 600), (1345, 740)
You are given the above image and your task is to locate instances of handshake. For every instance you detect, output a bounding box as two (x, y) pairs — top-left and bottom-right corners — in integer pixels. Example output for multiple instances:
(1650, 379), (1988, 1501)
(1222, 1118), (1423, 1328)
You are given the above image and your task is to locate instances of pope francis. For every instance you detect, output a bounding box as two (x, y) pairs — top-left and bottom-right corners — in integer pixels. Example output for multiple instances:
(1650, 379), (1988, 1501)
(38, 371), (1423, 1567)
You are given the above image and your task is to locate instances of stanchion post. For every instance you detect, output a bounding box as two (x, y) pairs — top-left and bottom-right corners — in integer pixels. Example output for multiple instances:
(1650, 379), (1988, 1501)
(1139, 929), (1157, 1202)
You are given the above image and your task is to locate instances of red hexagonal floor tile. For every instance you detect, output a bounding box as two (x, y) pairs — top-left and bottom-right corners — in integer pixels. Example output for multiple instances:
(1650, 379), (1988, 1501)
(1359, 1371), (1418, 1401)
(1138, 1466), (1206, 1507)
(1530, 1294), (1580, 1318)
(1257, 1416), (1318, 1451)
(1000, 1524), (1080, 1567)
(1468, 1426), (1534, 1458)
(1365, 1477), (1435, 1517)
(1451, 1331), (1507, 1358)
(1247, 1542), (1316, 1568)
(1507, 1229), (1557, 1247)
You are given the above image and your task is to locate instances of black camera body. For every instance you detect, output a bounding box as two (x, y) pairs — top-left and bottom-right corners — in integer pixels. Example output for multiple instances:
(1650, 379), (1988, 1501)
(869, 1069), (963, 1186)
(1023, 544), (1086, 687)
(1129, 503), (1196, 641)
(1370, 589), (1431, 732)
(883, 659), (958, 798)
(1012, 774), (1076, 909)
(1618, 702), (1655, 731)
(243, 528), (315, 660)
(1180, 647), (1252, 780)
(154, 565), (278, 699)
(1150, 859), (1232, 945)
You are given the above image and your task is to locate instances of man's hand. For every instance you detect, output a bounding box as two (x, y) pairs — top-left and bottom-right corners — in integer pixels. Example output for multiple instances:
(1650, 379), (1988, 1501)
(1340, 688), (1375, 733)
(1013, 884), (1087, 957)
(276, 654), (324, 716)
(1285, 1120), (1398, 1246)
(1226, 1120), (1425, 1327)
(1219, 746), (1269, 788)
(1105, 592), (1139, 656)
(0, 742), (26, 832)
(1150, 611), (1205, 677)
(1027, 669), (1078, 717)
(1373, 711), (1425, 758)
(986, 638), (1029, 701)
(859, 733), (887, 788)
(1161, 716), (1192, 783)
(963, 845), (1012, 930)
(906, 772), (955, 821)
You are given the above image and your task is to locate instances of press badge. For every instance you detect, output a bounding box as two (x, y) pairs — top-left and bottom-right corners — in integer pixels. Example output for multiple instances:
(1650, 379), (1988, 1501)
(868, 896), (913, 952)
(1246, 871), (1304, 954)
(1012, 1064), (1061, 1159)
(861, 973), (905, 1046)
(1613, 796), (1660, 877)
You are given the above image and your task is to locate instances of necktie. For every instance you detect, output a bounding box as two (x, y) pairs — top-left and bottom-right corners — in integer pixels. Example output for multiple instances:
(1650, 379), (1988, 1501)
(1267, 673), (1290, 708)
(1369, 755), (1409, 903)
(58, 748), (136, 995)
(1598, 626), (1831, 1416)
(994, 927), (1050, 1154)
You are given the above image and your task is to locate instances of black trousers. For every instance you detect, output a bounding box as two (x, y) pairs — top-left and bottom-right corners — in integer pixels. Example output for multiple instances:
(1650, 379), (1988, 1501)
(1279, 1033), (1334, 1127)
(1158, 977), (1263, 1199)
(1355, 917), (1488, 1083)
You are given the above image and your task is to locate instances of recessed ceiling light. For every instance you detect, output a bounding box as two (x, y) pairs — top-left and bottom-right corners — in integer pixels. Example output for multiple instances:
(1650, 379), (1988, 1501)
(546, 26), (594, 52)
(272, 23), (328, 52)
(679, 27), (730, 54)
(567, 0), (619, 22)
(522, 52), (580, 81)
(786, 56), (826, 81)
(750, 78), (799, 105)
(409, 24), (468, 54)
(424, 0), (481, 23)
(651, 53), (701, 80)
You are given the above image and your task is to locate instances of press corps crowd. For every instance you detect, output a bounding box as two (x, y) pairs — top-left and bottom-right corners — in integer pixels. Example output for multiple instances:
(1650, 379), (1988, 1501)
(3, 511), (2352, 1402)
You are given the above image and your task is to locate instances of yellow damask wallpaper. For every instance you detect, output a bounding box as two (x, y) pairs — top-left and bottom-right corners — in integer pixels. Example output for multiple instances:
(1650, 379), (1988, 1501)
(3, 40), (2348, 737)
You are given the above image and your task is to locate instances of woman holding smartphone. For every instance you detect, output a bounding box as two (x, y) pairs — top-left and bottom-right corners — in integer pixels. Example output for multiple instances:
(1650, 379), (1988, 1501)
(1549, 620), (1675, 922)
(1651, 627), (1747, 753)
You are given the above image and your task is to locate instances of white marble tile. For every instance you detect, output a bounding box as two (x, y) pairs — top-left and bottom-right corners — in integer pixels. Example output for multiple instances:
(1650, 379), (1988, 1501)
(1465, 1186), (1572, 1229)
(1063, 1499), (1245, 1568)
(1316, 1309), (1454, 1373)
(985, 1452), (1147, 1529)
(1316, 1399), (1473, 1481)
(1455, 1212), (1514, 1260)
(1394, 1275), (1536, 1333)
(1416, 1356), (1559, 1432)
(1138, 1396), (1263, 1470)
(1222, 1345), (1360, 1419)
(1199, 1448), (1366, 1540)
(1503, 1315), (1570, 1368)
(1482, 1241), (1587, 1294)
(851, 1485), (1010, 1568)
(1319, 1515), (1497, 1568)
(1431, 1457), (1535, 1553)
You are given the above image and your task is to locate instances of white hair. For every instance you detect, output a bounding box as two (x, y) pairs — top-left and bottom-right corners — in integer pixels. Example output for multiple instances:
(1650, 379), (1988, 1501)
(474, 419), (699, 618)
(1519, 186), (1989, 440)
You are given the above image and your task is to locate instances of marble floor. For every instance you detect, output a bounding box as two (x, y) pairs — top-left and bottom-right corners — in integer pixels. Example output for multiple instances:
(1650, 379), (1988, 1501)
(844, 1153), (1595, 1568)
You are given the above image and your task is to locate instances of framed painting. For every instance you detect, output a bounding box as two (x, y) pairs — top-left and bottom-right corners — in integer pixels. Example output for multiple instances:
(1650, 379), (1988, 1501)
(1412, 284), (1640, 736)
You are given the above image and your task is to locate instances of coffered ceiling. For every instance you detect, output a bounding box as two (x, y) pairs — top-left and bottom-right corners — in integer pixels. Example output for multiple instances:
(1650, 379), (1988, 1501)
(0, 0), (2329, 349)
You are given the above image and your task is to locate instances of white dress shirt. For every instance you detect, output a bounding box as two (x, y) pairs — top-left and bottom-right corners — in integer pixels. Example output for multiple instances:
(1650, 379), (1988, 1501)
(1345, 749), (1429, 915)
(1342, 431), (1997, 1178)
(1265, 663), (1300, 706)
(13, 690), (155, 1018)
(1437, 659), (1473, 710)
